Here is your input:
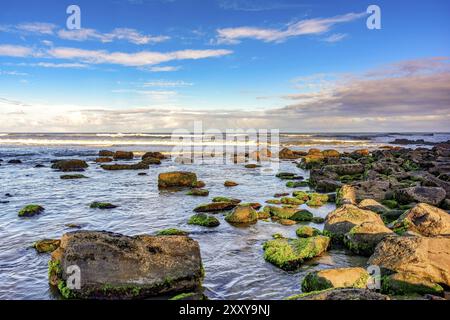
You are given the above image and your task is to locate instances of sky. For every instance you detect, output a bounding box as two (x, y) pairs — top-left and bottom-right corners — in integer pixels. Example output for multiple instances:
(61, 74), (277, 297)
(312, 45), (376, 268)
(0, 0), (449, 132)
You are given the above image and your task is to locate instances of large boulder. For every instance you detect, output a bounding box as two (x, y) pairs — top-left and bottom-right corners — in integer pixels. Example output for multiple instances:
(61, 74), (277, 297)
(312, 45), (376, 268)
(301, 267), (370, 292)
(344, 222), (394, 256)
(368, 235), (450, 288)
(392, 203), (450, 236)
(158, 171), (197, 188)
(49, 231), (203, 299)
(324, 204), (384, 240)
(382, 272), (444, 296)
(394, 186), (446, 206)
(51, 160), (88, 172)
(113, 151), (134, 160)
(263, 236), (330, 271)
(225, 205), (258, 224)
(279, 148), (302, 160)
(142, 152), (166, 160)
(288, 288), (389, 300)
(358, 199), (389, 214)
(351, 180), (391, 202)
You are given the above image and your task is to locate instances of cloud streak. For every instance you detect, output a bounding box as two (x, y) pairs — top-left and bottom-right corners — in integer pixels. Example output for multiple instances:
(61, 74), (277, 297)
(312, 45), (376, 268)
(216, 12), (366, 44)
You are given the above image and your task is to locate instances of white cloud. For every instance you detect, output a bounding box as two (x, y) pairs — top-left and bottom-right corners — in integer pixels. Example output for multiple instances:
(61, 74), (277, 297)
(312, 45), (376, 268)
(216, 12), (366, 44)
(147, 65), (181, 72)
(143, 80), (193, 87)
(0, 44), (34, 57)
(323, 33), (347, 43)
(16, 22), (57, 35)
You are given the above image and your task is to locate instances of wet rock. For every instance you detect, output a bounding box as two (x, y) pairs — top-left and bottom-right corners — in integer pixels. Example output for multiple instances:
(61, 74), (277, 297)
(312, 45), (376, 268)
(99, 150), (114, 157)
(288, 288), (389, 300)
(60, 174), (88, 180)
(212, 197), (241, 204)
(186, 189), (209, 197)
(264, 206), (298, 219)
(141, 157), (161, 165)
(194, 202), (237, 212)
(89, 202), (118, 209)
(258, 211), (271, 219)
(225, 205), (258, 224)
(306, 193), (329, 207)
(263, 236), (330, 271)
(382, 273), (444, 296)
(51, 159), (88, 172)
(324, 204), (384, 240)
(156, 228), (188, 236)
(8, 159), (22, 164)
(301, 267), (370, 292)
(18, 204), (44, 217)
(244, 164), (260, 169)
(276, 172), (303, 180)
(322, 149), (340, 158)
(274, 192), (290, 198)
(279, 219), (296, 226)
(344, 222), (394, 256)
(352, 180), (391, 202)
(65, 224), (82, 229)
(113, 151), (134, 160)
(158, 171), (197, 188)
(296, 226), (321, 238)
(142, 152), (166, 160)
(312, 217), (326, 224)
(281, 197), (304, 205)
(358, 199), (389, 214)
(33, 239), (61, 253)
(35, 164), (45, 168)
(192, 181), (206, 188)
(169, 292), (207, 300)
(323, 163), (365, 176)
(49, 231), (203, 299)
(138, 172), (147, 176)
(286, 181), (309, 188)
(279, 148), (303, 160)
(95, 157), (113, 163)
(188, 213), (220, 227)
(101, 162), (149, 171)
(392, 203), (450, 236)
(290, 210), (314, 222)
(241, 202), (262, 210)
(369, 235), (450, 288)
(394, 186), (446, 206)
(224, 180), (238, 187)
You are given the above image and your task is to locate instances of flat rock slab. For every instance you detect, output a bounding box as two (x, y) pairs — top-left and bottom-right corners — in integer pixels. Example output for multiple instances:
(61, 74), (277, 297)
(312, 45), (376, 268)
(49, 231), (203, 299)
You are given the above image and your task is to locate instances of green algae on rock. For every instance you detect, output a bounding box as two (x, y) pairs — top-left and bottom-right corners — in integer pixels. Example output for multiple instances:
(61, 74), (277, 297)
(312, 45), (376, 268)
(296, 226), (321, 238)
(156, 228), (189, 236)
(262, 236), (330, 271)
(225, 205), (258, 225)
(194, 202), (237, 212)
(33, 239), (61, 253)
(158, 171), (197, 188)
(89, 202), (118, 209)
(18, 204), (44, 217)
(301, 267), (370, 293)
(60, 174), (88, 180)
(188, 213), (220, 227)
(186, 189), (209, 196)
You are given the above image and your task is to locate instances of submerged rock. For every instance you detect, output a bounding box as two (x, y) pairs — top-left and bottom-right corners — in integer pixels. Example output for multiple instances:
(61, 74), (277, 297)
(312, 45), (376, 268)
(101, 162), (149, 170)
(8, 159), (22, 164)
(48, 231), (203, 299)
(186, 189), (209, 197)
(263, 236), (330, 270)
(324, 204), (384, 240)
(18, 204), (44, 217)
(60, 174), (88, 180)
(392, 203), (450, 236)
(188, 213), (220, 227)
(89, 202), (118, 209)
(33, 239), (61, 253)
(141, 157), (161, 165)
(225, 205), (258, 224)
(212, 197), (241, 204)
(368, 235), (450, 288)
(51, 160), (88, 172)
(95, 157), (113, 163)
(301, 267), (370, 292)
(158, 171), (197, 188)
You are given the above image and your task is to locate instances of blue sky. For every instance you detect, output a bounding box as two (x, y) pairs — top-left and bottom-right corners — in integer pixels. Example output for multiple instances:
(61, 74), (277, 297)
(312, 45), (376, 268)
(0, 0), (449, 132)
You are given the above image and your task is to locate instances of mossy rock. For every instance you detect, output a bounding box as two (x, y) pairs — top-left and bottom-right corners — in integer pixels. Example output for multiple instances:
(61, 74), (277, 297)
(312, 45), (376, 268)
(33, 239), (61, 253)
(156, 228), (188, 236)
(280, 197), (304, 205)
(292, 191), (310, 201)
(290, 210), (313, 222)
(188, 213), (220, 227)
(169, 292), (207, 300)
(265, 199), (282, 204)
(60, 174), (88, 180)
(186, 189), (209, 196)
(382, 199), (398, 209)
(301, 268), (370, 293)
(194, 202), (237, 212)
(18, 204), (44, 217)
(225, 205), (258, 224)
(51, 159), (88, 172)
(279, 219), (296, 226)
(192, 181), (206, 188)
(212, 197), (241, 204)
(224, 181), (238, 187)
(158, 171), (197, 188)
(258, 211), (271, 219)
(382, 273), (444, 296)
(296, 226), (321, 238)
(312, 217), (325, 224)
(272, 233), (285, 239)
(306, 193), (329, 207)
(265, 206), (298, 219)
(89, 202), (118, 209)
(287, 181), (309, 188)
(262, 236), (330, 270)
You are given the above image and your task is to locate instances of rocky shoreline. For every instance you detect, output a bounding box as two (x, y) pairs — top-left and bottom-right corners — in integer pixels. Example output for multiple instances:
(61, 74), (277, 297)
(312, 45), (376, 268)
(11, 141), (450, 300)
